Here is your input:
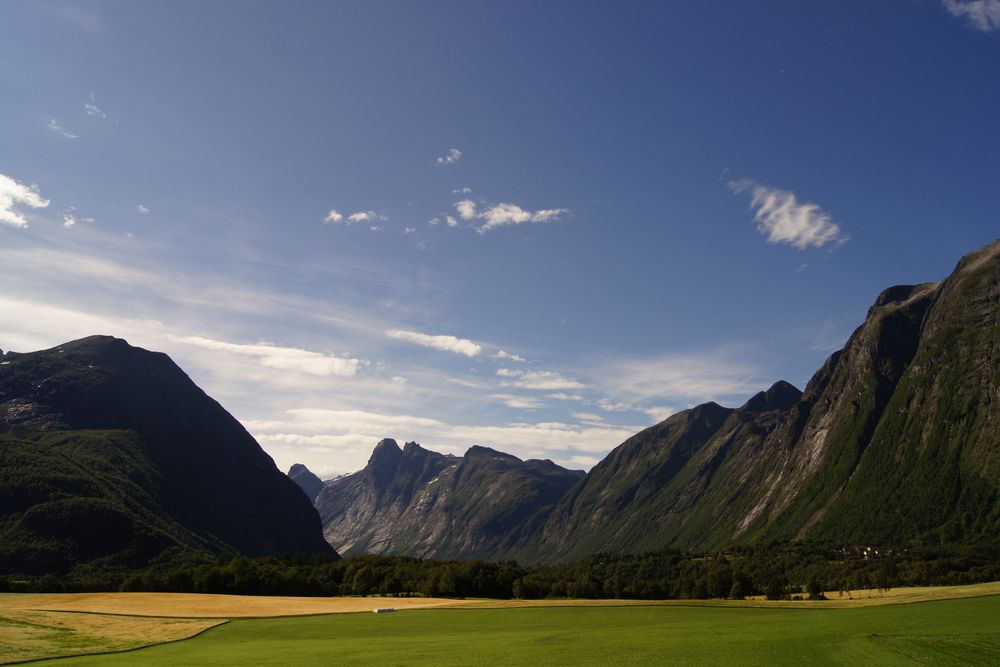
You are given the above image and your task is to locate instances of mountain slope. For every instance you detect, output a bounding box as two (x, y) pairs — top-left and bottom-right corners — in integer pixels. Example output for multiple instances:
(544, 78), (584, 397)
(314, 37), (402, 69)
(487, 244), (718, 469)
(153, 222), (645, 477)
(0, 336), (334, 576)
(288, 463), (326, 503)
(531, 239), (1000, 559)
(316, 439), (584, 560)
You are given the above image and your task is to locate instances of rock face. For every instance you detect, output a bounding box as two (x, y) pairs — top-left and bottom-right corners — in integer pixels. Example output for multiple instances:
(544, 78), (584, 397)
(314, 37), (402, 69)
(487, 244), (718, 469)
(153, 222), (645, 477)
(315, 439), (584, 560)
(0, 336), (334, 575)
(311, 239), (1000, 563)
(288, 463), (326, 503)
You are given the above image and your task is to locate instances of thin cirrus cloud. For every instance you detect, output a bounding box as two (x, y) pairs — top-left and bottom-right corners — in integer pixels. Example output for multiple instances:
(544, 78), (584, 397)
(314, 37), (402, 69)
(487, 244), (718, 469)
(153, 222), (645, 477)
(0, 173), (50, 228)
(137, 204), (151, 215)
(943, 0), (1000, 30)
(436, 148), (462, 166)
(728, 179), (847, 250)
(84, 93), (107, 118)
(497, 368), (588, 391)
(62, 213), (95, 229)
(175, 335), (361, 377)
(47, 119), (79, 140)
(385, 329), (483, 357)
(454, 199), (570, 234)
(491, 393), (546, 410)
(494, 349), (526, 362)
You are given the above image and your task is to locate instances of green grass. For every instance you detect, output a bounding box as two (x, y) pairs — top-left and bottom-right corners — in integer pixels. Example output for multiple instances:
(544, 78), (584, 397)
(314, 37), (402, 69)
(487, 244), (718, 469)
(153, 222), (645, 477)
(33, 595), (1000, 665)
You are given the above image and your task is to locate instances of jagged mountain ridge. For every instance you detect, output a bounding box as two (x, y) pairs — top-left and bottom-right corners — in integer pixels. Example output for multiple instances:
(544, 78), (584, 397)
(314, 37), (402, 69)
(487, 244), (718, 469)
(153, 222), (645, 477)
(300, 239), (1000, 563)
(0, 336), (334, 576)
(311, 439), (584, 560)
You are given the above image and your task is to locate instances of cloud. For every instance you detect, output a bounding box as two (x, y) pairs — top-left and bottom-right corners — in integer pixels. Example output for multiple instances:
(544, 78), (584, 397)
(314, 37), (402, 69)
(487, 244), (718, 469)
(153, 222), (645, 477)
(494, 349), (526, 362)
(642, 406), (676, 422)
(453, 199), (570, 234)
(323, 209), (385, 225)
(497, 368), (588, 390)
(943, 0), (1000, 30)
(0, 174), (50, 228)
(436, 148), (462, 166)
(348, 211), (380, 224)
(546, 392), (587, 401)
(445, 216), (459, 228)
(386, 329), (483, 357)
(729, 180), (847, 250)
(137, 204), (150, 215)
(62, 214), (95, 229)
(455, 199), (478, 220)
(572, 412), (605, 424)
(175, 335), (361, 377)
(492, 393), (546, 409)
(47, 119), (78, 139)
(452, 187), (472, 194)
(247, 407), (641, 474)
(84, 93), (107, 118)
(600, 351), (761, 404)
(403, 227), (416, 234)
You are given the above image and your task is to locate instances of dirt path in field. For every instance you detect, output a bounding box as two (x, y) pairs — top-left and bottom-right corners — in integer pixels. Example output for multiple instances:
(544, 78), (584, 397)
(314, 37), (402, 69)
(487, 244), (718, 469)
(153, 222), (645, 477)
(0, 593), (475, 619)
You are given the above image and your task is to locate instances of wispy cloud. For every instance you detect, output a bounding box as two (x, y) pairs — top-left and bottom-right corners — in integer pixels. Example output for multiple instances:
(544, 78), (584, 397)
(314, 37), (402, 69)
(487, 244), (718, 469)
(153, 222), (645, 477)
(84, 93), (107, 118)
(492, 393), (546, 409)
(47, 119), (79, 139)
(599, 350), (761, 405)
(62, 213), (95, 229)
(453, 199), (570, 234)
(436, 148), (462, 166)
(386, 329), (483, 357)
(943, 0), (1000, 30)
(452, 186), (472, 194)
(497, 368), (588, 390)
(175, 335), (361, 377)
(323, 209), (385, 225)
(137, 204), (150, 215)
(348, 211), (380, 224)
(729, 179), (847, 250)
(247, 407), (639, 474)
(494, 349), (526, 362)
(0, 174), (50, 228)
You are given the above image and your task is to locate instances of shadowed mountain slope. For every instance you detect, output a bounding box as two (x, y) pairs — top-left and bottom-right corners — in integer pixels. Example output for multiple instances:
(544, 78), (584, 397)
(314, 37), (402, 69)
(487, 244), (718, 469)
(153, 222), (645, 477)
(0, 336), (334, 576)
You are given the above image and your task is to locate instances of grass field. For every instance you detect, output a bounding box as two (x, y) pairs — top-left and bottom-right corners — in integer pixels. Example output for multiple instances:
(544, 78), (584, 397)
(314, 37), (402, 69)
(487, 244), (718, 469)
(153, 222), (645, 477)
(3, 584), (1000, 665)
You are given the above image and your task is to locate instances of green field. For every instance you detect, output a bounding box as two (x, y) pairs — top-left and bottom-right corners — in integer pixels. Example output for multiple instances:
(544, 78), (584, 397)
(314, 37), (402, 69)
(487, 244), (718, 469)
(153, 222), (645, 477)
(32, 595), (1000, 666)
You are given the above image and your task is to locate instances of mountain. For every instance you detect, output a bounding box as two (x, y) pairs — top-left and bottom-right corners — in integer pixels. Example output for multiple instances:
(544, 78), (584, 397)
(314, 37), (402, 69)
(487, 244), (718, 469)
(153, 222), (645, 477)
(533, 239), (1000, 558)
(308, 239), (999, 563)
(0, 335), (334, 577)
(315, 439), (584, 560)
(288, 463), (325, 503)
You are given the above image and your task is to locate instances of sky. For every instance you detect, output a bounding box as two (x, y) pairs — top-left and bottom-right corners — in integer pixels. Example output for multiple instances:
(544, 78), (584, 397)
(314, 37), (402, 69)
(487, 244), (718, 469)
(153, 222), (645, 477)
(1, 0), (998, 477)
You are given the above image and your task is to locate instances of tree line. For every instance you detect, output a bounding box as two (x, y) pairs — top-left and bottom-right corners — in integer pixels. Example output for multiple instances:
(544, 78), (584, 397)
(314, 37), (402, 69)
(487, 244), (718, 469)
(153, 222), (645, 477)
(3, 541), (999, 599)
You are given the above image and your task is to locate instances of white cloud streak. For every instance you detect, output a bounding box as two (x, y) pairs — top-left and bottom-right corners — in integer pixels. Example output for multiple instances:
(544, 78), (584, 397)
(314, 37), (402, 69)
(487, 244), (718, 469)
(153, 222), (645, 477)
(174, 335), (361, 377)
(600, 351), (761, 404)
(84, 93), (107, 118)
(494, 350), (526, 362)
(0, 174), (50, 228)
(497, 368), (588, 390)
(729, 180), (847, 250)
(943, 0), (1000, 30)
(385, 329), (483, 357)
(137, 204), (151, 215)
(491, 393), (546, 409)
(436, 148), (462, 165)
(453, 199), (570, 234)
(47, 119), (79, 139)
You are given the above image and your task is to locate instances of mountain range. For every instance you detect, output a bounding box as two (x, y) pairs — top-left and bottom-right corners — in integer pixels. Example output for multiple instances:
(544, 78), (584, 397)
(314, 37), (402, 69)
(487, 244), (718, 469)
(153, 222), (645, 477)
(2, 239), (996, 576)
(293, 238), (1000, 563)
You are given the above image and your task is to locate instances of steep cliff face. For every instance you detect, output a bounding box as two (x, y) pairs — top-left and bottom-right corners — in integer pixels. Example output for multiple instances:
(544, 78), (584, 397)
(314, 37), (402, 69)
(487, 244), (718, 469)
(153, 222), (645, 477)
(0, 335), (334, 576)
(315, 439), (583, 560)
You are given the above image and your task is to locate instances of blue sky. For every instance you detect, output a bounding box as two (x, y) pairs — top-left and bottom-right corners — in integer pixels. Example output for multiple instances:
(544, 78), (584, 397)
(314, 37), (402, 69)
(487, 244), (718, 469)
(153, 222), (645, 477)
(2, 0), (998, 475)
